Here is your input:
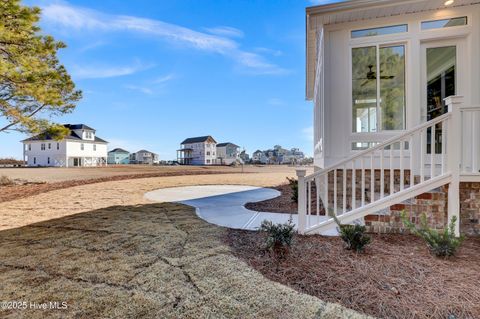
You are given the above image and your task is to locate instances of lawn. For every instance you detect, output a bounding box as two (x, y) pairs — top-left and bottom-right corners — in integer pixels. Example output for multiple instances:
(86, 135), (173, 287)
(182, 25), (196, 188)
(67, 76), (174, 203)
(0, 202), (363, 318)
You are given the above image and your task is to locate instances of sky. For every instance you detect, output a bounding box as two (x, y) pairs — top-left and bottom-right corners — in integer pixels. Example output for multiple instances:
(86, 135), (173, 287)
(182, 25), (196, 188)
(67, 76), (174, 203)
(1, 0), (341, 160)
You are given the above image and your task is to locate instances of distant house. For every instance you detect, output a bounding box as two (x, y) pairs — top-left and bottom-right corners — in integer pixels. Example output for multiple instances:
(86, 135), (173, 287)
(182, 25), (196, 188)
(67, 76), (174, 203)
(177, 136), (217, 165)
(239, 150), (250, 163)
(107, 148), (130, 164)
(216, 142), (241, 165)
(130, 150), (159, 165)
(251, 146), (305, 164)
(21, 124), (108, 167)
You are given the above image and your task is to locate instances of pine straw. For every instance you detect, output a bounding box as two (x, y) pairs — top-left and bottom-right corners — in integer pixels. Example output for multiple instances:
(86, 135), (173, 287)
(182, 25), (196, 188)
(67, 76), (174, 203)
(225, 230), (480, 319)
(245, 183), (298, 213)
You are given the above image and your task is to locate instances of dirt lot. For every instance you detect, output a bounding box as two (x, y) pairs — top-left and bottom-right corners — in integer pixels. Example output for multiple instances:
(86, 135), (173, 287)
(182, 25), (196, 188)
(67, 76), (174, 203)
(0, 167), (366, 318)
(0, 165), (301, 183)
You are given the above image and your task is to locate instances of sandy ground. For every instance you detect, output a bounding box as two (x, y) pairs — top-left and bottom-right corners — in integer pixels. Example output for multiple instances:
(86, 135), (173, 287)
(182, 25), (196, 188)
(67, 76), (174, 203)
(0, 168), (368, 318)
(0, 165), (303, 183)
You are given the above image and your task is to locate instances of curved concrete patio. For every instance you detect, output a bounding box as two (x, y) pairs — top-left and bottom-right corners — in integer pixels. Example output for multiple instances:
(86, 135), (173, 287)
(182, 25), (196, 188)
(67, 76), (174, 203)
(145, 185), (337, 235)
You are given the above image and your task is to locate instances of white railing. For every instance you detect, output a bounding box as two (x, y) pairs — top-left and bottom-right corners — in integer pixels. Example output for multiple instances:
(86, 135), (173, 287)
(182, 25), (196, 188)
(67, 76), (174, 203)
(298, 96), (466, 236)
(460, 104), (480, 175)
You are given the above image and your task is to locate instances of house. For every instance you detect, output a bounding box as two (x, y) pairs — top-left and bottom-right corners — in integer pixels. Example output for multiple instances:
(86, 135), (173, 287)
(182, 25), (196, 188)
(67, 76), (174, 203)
(239, 150), (250, 163)
(251, 146), (305, 164)
(130, 150), (159, 165)
(216, 142), (241, 165)
(298, 0), (480, 236)
(177, 136), (218, 165)
(107, 148), (130, 164)
(22, 124), (108, 167)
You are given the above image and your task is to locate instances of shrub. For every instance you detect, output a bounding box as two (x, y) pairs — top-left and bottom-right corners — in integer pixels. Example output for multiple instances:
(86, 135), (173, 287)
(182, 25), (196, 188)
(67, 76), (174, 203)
(333, 215), (371, 252)
(401, 212), (464, 257)
(260, 218), (295, 258)
(286, 177), (298, 203)
(0, 175), (14, 186)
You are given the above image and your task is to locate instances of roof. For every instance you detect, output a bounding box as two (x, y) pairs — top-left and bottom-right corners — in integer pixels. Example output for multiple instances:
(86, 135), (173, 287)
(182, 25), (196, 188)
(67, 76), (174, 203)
(22, 124), (108, 143)
(136, 149), (157, 155)
(108, 148), (129, 153)
(305, 0), (480, 99)
(216, 142), (239, 148)
(64, 124), (95, 131)
(181, 136), (217, 144)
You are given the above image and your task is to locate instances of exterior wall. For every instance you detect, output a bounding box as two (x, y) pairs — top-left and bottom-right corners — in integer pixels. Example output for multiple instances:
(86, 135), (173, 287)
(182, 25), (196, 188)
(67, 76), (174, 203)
(107, 152), (130, 164)
(314, 5), (480, 168)
(23, 140), (107, 167)
(216, 145), (239, 165)
(460, 182), (480, 236)
(182, 142), (217, 165)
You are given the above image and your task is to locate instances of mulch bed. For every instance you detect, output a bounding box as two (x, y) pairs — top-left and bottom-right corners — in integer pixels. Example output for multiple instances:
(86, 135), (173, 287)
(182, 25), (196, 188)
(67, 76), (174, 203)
(225, 230), (480, 319)
(245, 183), (298, 213)
(0, 170), (241, 204)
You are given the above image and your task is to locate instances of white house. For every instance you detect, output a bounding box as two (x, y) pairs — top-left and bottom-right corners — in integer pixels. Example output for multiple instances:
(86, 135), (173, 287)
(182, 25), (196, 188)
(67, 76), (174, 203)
(22, 124), (108, 167)
(177, 136), (218, 165)
(130, 150), (159, 165)
(298, 0), (480, 236)
(216, 142), (241, 165)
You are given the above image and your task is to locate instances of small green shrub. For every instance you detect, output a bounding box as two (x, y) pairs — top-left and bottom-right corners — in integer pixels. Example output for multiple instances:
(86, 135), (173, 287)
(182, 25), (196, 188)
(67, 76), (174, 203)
(333, 215), (371, 252)
(260, 218), (295, 258)
(286, 177), (298, 203)
(401, 212), (464, 257)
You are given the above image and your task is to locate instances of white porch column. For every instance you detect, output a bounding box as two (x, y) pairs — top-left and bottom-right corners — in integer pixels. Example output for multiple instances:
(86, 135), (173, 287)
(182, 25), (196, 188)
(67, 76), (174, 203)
(445, 95), (464, 236)
(313, 23), (325, 169)
(297, 169), (307, 235)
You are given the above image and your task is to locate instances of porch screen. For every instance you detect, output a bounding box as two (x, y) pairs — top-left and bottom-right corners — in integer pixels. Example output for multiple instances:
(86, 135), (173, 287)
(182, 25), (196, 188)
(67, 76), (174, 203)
(352, 45), (405, 133)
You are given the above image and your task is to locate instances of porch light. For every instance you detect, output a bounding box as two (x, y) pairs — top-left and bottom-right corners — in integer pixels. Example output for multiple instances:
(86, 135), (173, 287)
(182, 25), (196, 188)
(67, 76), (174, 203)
(444, 0), (454, 5)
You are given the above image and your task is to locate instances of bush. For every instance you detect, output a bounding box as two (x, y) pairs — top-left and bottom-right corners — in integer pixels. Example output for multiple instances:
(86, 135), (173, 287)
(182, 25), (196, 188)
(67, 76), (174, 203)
(401, 212), (464, 257)
(333, 215), (371, 252)
(260, 218), (295, 258)
(0, 175), (14, 186)
(286, 177), (298, 203)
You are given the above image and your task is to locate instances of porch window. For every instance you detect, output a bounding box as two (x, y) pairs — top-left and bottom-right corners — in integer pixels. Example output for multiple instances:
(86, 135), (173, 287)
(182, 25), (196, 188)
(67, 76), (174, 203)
(352, 44), (405, 133)
(351, 24), (407, 38)
(421, 17), (467, 30)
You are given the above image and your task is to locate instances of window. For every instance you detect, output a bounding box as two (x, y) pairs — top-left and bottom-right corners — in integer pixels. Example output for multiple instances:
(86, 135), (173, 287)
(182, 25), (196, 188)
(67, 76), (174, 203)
(57, 143), (59, 150)
(28, 144), (31, 151)
(47, 157), (50, 164)
(41, 143), (45, 150)
(33, 157), (36, 164)
(352, 44), (406, 133)
(351, 24), (407, 38)
(85, 131), (92, 139)
(206, 159), (210, 164)
(421, 17), (467, 30)
(93, 144), (96, 151)
(48, 143), (51, 149)
(81, 143), (84, 151)
(207, 152), (211, 156)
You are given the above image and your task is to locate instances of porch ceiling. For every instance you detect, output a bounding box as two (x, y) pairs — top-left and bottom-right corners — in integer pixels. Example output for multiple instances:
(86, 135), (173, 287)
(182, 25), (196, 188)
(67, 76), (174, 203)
(305, 0), (480, 100)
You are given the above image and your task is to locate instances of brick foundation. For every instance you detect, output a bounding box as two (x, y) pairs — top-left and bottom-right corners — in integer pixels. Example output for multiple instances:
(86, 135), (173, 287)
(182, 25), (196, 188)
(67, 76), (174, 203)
(460, 182), (480, 236)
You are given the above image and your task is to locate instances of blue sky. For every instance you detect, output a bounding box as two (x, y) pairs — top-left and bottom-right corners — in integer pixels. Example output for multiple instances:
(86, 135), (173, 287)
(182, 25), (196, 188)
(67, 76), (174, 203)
(1, 0), (341, 160)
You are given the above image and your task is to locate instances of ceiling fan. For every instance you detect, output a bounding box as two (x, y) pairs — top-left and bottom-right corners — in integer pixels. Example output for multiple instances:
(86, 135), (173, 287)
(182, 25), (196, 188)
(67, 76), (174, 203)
(355, 65), (395, 87)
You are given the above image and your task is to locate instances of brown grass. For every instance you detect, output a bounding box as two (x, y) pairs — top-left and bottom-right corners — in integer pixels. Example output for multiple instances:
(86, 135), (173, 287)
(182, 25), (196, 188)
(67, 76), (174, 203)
(225, 230), (480, 319)
(0, 175), (15, 186)
(0, 203), (365, 318)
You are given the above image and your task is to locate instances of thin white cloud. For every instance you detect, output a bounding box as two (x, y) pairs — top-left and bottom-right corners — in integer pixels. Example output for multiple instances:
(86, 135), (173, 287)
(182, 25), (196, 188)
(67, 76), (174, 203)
(41, 3), (286, 75)
(71, 63), (149, 79)
(204, 26), (244, 38)
(267, 98), (285, 106)
(302, 126), (314, 142)
(255, 47), (283, 57)
(154, 73), (176, 84)
(124, 85), (153, 95)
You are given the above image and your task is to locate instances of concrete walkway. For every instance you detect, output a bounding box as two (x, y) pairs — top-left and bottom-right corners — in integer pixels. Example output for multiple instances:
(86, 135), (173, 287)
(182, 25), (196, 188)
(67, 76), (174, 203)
(145, 185), (337, 236)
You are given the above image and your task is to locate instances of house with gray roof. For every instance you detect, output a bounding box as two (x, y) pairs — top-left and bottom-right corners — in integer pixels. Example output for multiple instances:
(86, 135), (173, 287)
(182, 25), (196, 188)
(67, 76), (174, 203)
(177, 136), (218, 165)
(130, 150), (159, 165)
(107, 148), (130, 165)
(21, 124), (108, 167)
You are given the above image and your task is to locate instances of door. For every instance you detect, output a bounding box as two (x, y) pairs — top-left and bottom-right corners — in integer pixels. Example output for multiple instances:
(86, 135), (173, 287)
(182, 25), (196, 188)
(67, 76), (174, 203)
(421, 39), (465, 155)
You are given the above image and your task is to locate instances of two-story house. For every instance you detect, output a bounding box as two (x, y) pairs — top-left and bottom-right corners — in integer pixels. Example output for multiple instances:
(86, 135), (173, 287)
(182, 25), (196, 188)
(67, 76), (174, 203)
(177, 136), (218, 165)
(216, 142), (241, 165)
(21, 124), (108, 167)
(107, 148), (130, 164)
(130, 150), (159, 165)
